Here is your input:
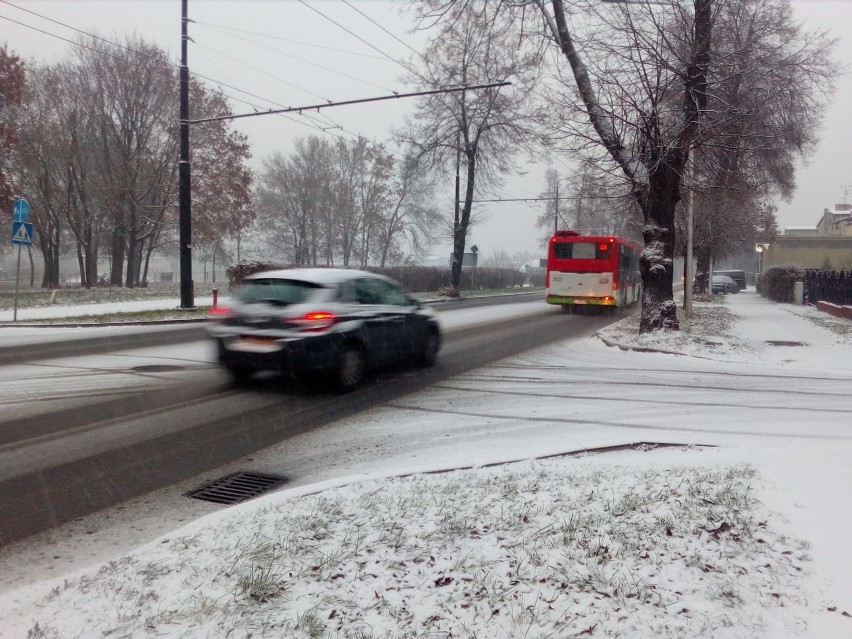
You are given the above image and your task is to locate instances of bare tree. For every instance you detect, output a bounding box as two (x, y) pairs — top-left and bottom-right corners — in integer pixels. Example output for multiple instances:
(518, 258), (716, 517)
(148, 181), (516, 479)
(14, 64), (81, 288)
(702, 0), (835, 201)
(534, 0), (711, 332)
(190, 82), (254, 278)
(17, 61), (116, 287)
(12, 35), (254, 287)
(536, 161), (640, 250)
(254, 137), (334, 265)
(533, 0), (836, 329)
(683, 0), (836, 285)
(536, 168), (563, 243)
(401, 1), (539, 291)
(64, 35), (177, 287)
(0, 46), (25, 225)
(484, 249), (512, 269)
(254, 135), (439, 269)
(688, 182), (761, 281)
(353, 142), (394, 268)
(373, 154), (441, 267)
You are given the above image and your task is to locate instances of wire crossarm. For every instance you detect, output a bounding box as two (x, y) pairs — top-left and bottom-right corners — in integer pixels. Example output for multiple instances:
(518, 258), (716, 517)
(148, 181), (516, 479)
(188, 82), (512, 124)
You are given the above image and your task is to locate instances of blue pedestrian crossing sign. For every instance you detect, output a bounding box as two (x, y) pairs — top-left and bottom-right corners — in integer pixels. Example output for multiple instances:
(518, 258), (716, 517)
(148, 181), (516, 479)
(11, 221), (33, 246)
(13, 198), (30, 222)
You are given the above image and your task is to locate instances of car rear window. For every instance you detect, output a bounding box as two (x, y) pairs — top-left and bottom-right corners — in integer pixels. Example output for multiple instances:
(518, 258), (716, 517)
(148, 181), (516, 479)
(235, 278), (325, 306)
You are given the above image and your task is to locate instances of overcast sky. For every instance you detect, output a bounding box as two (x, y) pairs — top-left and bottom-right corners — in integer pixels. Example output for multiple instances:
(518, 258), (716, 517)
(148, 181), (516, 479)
(2, 1), (850, 260)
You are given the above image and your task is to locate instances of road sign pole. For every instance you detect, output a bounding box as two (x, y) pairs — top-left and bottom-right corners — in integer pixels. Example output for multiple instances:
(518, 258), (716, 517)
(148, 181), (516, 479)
(11, 198), (31, 323)
(13, 244), (22, 323)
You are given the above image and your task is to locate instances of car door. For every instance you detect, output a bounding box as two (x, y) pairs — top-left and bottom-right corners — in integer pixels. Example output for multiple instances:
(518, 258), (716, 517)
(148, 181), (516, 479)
(352, 277), (396, 367)
(372, 278), (418, 363)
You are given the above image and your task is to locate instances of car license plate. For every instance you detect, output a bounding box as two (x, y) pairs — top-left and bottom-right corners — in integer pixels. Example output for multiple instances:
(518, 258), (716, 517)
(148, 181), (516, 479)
(229, 336), (281, 353)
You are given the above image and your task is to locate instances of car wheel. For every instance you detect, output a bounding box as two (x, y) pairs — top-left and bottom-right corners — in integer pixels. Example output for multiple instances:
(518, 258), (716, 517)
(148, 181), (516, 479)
(336, 344), (365, 391)
(418, 329), (440, 368)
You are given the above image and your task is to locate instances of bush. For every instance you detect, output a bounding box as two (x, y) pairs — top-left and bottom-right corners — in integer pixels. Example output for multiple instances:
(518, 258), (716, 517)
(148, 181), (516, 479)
(761, 263), (804, 303)
(225, 261), (286, 290)
(224, 262), (535, 296)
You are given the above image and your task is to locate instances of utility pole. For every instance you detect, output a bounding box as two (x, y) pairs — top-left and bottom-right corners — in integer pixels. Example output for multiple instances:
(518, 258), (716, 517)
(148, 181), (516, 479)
(454, 127), (461, 259)
(575, 174), (585, 233)
(684, 150), (694, 318)
(178, 0), (194, 308)
(554, 182), (559, 233)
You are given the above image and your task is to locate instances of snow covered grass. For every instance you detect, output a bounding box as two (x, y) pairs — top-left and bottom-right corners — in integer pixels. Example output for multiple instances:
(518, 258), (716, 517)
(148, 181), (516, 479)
(0, 282), (222, 312)
(599, 297), (755, 361)
(20, 458), (815, 639)
(13, 307), (212, 325)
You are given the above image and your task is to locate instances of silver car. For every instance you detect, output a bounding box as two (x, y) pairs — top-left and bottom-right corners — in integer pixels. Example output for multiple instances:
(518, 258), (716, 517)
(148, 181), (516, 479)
(208, 268), (440, 390)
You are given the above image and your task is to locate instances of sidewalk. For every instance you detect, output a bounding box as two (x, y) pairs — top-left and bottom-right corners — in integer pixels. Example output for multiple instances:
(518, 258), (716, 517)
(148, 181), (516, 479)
(600, 287), (852, 372)
(1, 289), (851, 638)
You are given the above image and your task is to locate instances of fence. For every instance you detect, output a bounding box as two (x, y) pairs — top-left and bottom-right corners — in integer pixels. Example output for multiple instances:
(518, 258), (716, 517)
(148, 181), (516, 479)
(804, 269), (852, 306)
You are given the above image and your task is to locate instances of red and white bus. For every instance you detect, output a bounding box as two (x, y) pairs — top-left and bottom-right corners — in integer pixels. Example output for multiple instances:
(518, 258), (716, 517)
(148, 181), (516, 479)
(545, 230), (642, 311)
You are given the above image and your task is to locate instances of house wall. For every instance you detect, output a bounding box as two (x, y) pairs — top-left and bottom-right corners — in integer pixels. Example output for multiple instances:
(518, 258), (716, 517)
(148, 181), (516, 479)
(816, 208), (852, 237)
(765, 235), (852, 270)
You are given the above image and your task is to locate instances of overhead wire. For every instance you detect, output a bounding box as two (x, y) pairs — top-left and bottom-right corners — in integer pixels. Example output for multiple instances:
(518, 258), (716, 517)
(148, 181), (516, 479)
(187, 40), (353, 140)
(341, 0), (424, 62)
(192, 20), (389, 62)
(2, 0), (462, 160)
(197, 37), (398, 95)
(192, 41), (333, 103)
(297, 0), (414, 80)
(0, 3), (362, 142)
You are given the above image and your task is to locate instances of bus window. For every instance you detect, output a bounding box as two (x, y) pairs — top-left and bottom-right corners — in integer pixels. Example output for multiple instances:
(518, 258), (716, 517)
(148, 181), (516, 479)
(553, 241), (610, 260)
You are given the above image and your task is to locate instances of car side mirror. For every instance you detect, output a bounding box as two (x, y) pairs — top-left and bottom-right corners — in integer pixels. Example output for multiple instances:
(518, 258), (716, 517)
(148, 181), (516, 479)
(409, 297), (422, 308)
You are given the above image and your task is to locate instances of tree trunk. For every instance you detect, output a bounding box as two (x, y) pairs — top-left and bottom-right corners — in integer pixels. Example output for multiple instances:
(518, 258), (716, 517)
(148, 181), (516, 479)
(125, 201), (140, 287)
(111, 224), (125, 286)
(451, 152), (477, 289)
(84, 222), (98, 288)
(143, 237), (157, 286)
(28, 245), (35, 288)
(76, 244), (85, 287)
(638, 163), (681, 332)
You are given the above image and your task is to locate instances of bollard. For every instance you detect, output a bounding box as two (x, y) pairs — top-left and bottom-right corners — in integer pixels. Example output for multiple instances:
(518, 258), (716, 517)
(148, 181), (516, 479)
(212, 288), (218, 308)
(793, 280), (803, 305)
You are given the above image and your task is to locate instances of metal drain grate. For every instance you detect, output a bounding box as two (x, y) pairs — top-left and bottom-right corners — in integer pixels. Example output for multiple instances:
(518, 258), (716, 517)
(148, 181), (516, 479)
(187, 472), (288, 505)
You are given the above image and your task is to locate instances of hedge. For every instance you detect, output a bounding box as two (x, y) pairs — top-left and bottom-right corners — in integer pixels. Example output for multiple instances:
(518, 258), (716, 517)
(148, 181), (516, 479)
(761, 263), (804, 303)
(224, 262), (540, 295)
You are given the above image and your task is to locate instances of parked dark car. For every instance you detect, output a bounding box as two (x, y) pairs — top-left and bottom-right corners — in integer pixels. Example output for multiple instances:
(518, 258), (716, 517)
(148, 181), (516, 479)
(208, 268), (441, 390)
(714, 269), (746, 290)
(711, 274), (739, 294)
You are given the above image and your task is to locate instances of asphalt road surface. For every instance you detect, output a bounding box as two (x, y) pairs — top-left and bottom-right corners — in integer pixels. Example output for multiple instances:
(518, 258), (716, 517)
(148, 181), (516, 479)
(0, 298), (620, 544)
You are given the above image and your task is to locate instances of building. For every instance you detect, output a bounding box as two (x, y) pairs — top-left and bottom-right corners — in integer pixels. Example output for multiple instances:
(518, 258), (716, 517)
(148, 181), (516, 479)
(765, 204), (852, 270)
(816, 204), (852, 237)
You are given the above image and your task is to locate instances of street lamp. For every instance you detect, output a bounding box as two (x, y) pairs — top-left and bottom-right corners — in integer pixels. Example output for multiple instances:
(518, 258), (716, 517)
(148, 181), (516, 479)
(755, 244), (765, 293)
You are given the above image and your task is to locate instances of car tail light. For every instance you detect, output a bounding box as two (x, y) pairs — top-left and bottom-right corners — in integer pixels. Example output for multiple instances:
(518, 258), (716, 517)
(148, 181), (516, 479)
(293, 311), (336, 332)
